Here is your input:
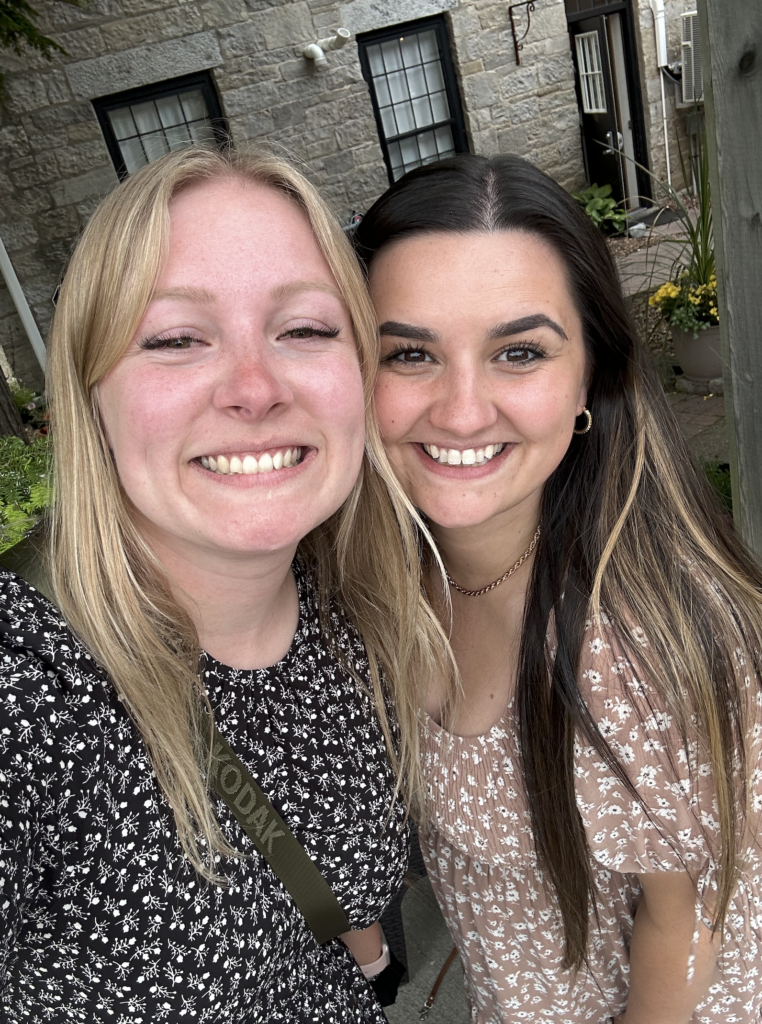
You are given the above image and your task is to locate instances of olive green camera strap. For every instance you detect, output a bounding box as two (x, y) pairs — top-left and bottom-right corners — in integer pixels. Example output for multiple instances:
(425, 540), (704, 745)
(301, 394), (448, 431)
(0, 534), (350, 945)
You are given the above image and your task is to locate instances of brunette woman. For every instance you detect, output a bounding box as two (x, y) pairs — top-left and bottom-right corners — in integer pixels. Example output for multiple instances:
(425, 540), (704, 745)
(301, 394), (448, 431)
(355, 154), (762, 1024)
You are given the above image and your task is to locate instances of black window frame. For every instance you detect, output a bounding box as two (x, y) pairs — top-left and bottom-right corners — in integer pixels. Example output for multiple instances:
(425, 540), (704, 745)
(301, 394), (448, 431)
(93, 71), (229, 181)
(357, 15), (468, 185)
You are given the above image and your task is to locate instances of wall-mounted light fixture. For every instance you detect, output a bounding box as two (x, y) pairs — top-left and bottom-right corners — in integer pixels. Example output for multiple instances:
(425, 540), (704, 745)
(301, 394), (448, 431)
(303, 28), (351, 69)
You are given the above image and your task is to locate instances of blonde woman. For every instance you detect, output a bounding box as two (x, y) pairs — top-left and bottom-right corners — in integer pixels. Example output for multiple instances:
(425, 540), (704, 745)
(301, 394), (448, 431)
(355, 154), (762, 1024)
(0, 149), (444, 1023)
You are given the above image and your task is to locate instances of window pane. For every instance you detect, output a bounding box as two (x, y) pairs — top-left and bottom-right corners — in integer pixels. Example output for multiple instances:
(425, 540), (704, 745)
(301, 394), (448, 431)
(429, 90), (450, 123)
(416, 129), (438, 162)
(405, 64), (428, 98)
(108, 107), (136, 141)
(412, 94), (434, 129)
(118, 137), (147, 174)
(393, 100), (415, 135)
(131, 100), (162, 135)
(388, 140), (404, 177)
(424, 60), (445, 93)
(164, 123), (192, 150)
(179, 89), (207, 122)
(380, 105), (398, 139)
(399, 134), (420, 171)
(387, 69), (409, 105)
(188, 120), (216, 145)
(380, 39), (403, 72)
(156, 94), (185, 128)
(400, 34), (421, 68)
(434, 124), (455, 157)
(374, 76), (391, 109)
(417, 30), (438, 63)
(141, 129), (169, 162)
(367, 43), (385, 77)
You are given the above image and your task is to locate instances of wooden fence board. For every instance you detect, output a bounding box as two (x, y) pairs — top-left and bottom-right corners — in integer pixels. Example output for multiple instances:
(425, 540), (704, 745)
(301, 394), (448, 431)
(698, 0), (762, 559)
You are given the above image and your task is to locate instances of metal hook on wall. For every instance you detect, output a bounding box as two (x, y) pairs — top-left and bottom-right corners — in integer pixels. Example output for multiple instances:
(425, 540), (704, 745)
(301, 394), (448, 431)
(508, 1), (537, 65)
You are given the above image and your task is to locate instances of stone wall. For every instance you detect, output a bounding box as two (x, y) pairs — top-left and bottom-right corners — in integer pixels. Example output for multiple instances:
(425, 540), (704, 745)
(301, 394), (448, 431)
(0, 0), (583, 388)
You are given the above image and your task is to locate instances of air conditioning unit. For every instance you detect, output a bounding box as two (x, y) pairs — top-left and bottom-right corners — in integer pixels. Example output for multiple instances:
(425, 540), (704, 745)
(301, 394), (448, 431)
(681, 11), (704, 103)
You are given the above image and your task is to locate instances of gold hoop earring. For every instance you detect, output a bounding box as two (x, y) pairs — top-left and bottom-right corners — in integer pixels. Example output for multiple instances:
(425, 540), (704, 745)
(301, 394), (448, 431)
(573, 408), (592, 435)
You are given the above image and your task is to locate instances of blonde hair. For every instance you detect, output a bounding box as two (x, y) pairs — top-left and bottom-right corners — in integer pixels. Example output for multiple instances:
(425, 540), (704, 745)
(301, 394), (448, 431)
(47, 146), (450, 878)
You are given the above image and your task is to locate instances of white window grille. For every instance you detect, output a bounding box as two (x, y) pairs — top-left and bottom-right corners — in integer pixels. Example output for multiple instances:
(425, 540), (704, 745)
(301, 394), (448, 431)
(681, 12), (704, 103)
(575, 32), (608, 114)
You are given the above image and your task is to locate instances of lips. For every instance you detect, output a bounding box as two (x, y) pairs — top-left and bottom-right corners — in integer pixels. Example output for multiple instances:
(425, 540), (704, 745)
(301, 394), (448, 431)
(199, 447), (303, 475)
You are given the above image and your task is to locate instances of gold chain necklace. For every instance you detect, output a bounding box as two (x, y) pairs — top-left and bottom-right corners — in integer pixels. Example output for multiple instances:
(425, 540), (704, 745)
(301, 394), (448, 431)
(445, 523), (541, 597)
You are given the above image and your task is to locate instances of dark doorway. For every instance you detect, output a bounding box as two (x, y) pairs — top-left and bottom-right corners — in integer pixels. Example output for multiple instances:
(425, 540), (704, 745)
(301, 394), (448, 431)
(567, 2), (650, 209)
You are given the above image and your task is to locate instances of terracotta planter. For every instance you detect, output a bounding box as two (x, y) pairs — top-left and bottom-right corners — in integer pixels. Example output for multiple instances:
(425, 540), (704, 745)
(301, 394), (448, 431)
(671, 325), (722, 382)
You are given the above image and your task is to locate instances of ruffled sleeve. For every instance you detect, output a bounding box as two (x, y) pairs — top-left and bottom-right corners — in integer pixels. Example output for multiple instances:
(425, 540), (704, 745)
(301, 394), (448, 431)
(573, 618), (721, 877)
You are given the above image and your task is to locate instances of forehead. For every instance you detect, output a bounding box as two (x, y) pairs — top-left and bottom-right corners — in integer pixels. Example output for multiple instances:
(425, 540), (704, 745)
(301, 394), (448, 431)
(370, 230), (578, 321)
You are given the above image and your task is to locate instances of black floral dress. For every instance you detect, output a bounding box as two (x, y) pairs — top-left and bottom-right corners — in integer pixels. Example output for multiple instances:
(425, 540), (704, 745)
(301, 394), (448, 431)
(0, 560), (408, 1023)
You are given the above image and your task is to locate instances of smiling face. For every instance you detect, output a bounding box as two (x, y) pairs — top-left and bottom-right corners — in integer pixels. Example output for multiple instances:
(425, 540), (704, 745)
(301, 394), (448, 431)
(371, 230), (588, 533)
(97, 177), (366, 565)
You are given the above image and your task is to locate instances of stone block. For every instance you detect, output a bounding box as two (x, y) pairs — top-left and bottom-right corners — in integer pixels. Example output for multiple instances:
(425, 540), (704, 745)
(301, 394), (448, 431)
(27, 129), (70, 153)
(510, 96), (541, 125)
(339, 0), (458, 35)
(8, 154), (60, 189)
(255, 3), (313, 50)
(500, 67), (540, 99)
(463, 72), (500, 111)
(66, 32), (223, 99)
(4, 75), (49, 116)
(218, 21), (268, 59)
(52, 26), (108, 61)
(496, 124), (528, 154)
(459, 59), (484, 76)
(55, 139), (111, 179)
(31, 102), (94, 132)
(12, 187), (53, 218)
(100, 7), (205, 51)
(34, 204), (80, 243)
(0, 125), (31, 161)
(334, 116), (375, 151)
(537, 52), (574, 88)
(46, 71), (74, 106)
(269, 99), (308, 130)
(50, 164), (118, 208)
(199, 0), (250, 28)
(1, 217), (37, 252)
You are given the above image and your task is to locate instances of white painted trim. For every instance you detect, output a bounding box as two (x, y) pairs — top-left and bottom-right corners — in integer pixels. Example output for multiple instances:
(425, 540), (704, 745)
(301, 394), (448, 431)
(0, 236), (45, 372)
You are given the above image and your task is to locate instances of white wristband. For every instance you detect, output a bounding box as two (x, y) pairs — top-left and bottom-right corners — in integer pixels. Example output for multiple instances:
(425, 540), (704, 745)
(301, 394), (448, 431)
(361, 940), (390, 980)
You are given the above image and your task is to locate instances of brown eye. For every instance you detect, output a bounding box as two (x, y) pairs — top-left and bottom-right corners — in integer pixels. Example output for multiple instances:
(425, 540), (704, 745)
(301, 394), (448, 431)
(384, 347), (433, 365)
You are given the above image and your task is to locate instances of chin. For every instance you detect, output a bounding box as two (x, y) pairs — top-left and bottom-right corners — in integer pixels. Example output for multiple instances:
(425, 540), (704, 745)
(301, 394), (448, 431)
(420, 503), (502, 532)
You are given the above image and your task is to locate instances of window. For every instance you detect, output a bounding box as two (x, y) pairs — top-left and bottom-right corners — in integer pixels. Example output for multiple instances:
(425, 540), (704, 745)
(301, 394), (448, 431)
(357, 17), (468, 184)
(93, 72), (228, 180)
(575, 32), (608, 113)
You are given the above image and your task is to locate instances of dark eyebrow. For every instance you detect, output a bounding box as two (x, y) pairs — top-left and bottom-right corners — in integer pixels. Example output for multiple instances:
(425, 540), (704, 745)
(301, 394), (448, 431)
(378, 321), (439, 343)
(489, 314), (568, 341)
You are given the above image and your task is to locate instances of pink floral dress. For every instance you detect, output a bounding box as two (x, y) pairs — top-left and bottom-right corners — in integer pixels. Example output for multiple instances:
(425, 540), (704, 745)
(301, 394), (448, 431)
(420, 619), (762, 1023)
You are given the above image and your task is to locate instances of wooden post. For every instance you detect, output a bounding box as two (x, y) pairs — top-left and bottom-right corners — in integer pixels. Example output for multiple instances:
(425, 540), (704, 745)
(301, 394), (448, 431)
(698, 0), (762, 559)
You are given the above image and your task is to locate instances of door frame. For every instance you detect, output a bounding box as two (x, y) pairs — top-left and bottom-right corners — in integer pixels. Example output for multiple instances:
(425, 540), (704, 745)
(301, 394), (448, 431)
(566, 0), (652, 204)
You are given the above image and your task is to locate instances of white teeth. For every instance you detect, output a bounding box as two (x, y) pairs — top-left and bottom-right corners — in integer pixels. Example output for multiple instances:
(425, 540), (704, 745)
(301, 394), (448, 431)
(201, 447), (302, 475)
(422, 443), (507, 467)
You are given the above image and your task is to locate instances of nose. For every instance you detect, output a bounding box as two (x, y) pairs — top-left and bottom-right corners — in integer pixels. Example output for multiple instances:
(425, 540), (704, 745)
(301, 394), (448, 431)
(213, 344), (294, 421)
(428, 363), (498, 438)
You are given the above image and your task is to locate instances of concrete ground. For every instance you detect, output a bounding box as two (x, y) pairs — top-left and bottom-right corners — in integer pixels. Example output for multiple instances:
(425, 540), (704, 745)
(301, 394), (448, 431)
(385, 876), (469, 1024)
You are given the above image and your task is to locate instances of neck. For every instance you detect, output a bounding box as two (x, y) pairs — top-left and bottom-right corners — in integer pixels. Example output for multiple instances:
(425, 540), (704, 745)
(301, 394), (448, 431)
(141, 527), (300, 670)
(430, 499), (541, 596)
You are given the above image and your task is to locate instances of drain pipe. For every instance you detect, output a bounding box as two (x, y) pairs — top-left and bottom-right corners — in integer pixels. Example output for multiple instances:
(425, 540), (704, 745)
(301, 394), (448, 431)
(0, 234), (45, 372)
(650, 0), (672, 186)
(303, 28), (351, 69)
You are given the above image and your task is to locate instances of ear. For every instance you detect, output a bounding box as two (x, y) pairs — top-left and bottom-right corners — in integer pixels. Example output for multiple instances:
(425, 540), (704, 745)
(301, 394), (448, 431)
(576, 380), (589, 417)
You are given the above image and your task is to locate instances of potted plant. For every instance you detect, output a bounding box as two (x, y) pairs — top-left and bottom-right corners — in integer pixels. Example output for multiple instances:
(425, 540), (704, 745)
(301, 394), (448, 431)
(641, 121), (720, 383)
(649, 273), (721, 381)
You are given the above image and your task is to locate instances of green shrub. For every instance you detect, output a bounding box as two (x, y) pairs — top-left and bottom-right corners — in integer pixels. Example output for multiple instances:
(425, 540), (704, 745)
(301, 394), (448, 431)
(0, 436), (51, 554)
(571, 183), (627, 234)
